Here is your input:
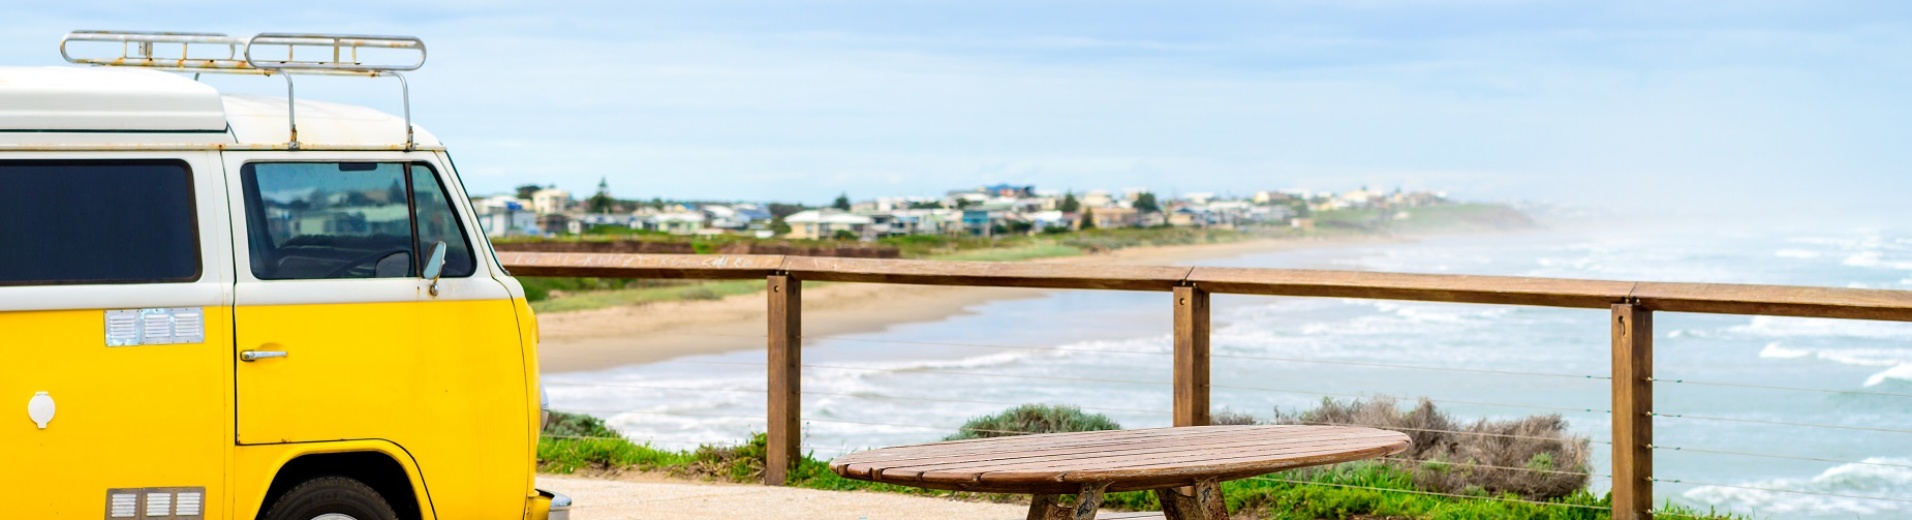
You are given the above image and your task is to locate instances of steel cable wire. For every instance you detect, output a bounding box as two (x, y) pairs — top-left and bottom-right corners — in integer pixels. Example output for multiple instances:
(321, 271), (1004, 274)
(1650, 377), (1912, 399)
(1212, 384), (1609, 414)
(1649, 411), (1912, 435)
(1371, 457), (1608, 478)
(1649, 445), (1912, 469)
(799, 390), (1171, 415)
(1242, 476), (1608, 510)
(634, 334), (1606, 380)
(1292, 422), (1612, 445)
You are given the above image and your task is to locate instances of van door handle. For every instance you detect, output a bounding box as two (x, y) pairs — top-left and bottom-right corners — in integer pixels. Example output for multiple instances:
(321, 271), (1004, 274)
(241, 350), (289, 362)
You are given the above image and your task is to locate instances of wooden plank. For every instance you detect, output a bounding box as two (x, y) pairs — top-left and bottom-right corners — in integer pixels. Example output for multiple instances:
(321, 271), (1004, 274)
(1634, 282), (1912, 322)
(1611, 304), (1653, 520)
(496, 252), (783, 279)
(923, 442), (1406, 494)
(494, 253), (1912, 322)
(782, 256), (1190, 291)
(838, 428), (1376, 475)
(1187, 267), (1634, 309)
(901, 432), (1406, 480)
(766, 275), (802, 485)
(831, 425), (1410, 494)
(1174, 286), (1211, 427)
(878, 430), (1403, 478)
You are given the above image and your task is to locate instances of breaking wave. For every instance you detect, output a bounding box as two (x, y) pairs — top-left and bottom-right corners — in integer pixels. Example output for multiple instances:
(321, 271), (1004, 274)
(1682, 458), (1912, 516)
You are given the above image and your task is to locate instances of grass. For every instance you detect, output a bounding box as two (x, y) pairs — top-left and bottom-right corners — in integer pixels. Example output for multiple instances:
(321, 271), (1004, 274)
(536, 406), (1737, 520)
(928, 243), (1084, 262)
(536, 432), (1736, 520)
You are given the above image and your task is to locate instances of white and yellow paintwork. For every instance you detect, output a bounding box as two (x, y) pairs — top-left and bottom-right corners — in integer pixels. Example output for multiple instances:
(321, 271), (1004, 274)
(1, 68), (551, 519)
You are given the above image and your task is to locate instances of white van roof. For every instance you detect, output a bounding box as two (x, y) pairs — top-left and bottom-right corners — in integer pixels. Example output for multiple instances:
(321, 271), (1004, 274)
(0, 66), (439, 148)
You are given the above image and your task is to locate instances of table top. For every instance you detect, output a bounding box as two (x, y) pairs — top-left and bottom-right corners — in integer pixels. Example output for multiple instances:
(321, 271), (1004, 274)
(829, 425), (1410, 494)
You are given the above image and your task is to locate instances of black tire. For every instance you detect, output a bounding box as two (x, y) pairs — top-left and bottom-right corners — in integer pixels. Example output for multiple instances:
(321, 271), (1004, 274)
(262, 476), (399, 520)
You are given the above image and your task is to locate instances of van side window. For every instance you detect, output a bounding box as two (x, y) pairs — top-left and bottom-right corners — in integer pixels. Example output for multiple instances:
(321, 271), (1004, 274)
(410, 164), (476, 277)
(241, 162), (474, 280)
(0, 160), (200, 286)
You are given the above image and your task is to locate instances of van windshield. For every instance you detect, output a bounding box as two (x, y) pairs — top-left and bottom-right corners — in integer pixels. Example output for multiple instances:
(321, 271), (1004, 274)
(0, 160), (201, 286)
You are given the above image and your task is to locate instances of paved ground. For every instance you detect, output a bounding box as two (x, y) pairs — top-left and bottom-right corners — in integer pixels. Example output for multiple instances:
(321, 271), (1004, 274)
(538, 475), (1029, 520)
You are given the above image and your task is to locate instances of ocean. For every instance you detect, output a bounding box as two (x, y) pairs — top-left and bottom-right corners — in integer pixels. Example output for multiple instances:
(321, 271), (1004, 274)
(546, 220), (1912, 518)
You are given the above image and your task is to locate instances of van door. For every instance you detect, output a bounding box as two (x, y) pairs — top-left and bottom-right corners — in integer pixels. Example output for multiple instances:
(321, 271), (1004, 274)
(0, 156), (232, 518)
(225, 154), (527, 517)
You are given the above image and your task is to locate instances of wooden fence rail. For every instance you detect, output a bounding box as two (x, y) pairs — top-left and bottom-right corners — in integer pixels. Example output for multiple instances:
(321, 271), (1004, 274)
(502, 252), (1912, 520)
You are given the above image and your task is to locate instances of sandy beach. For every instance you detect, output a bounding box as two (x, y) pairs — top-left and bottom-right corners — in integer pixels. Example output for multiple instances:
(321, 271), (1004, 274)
(535, 236), (1384, 373)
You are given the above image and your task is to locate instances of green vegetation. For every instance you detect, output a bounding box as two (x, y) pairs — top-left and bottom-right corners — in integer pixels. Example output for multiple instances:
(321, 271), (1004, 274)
(942, 404), (1121, 440)
(1312, 203), (1534, 235)
(536, 399), (1737, 520)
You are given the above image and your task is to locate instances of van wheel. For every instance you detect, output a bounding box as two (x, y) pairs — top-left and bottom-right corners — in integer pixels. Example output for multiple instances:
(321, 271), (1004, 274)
(263, 476), (399, 520)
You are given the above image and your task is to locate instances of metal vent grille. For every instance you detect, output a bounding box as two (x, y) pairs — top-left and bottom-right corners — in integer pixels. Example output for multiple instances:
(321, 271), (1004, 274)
(107, 492), (137, 518)
(105, 311), (140, 346)
(143, 492), (171, 517)
(174, 491), (202, 516)
(104, 487), (205, 520)
(103, 308), (205, 346)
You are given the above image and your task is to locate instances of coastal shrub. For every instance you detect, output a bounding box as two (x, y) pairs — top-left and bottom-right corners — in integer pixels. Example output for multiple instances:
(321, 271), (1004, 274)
(1273, 396), (1592, 500)
(1211, 409), (1260, 426)
(943, 404), (1121, 440)
(542, 410), (621, 439)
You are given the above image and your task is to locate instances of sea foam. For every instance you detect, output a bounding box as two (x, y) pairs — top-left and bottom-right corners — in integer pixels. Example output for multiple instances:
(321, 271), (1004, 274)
(1683, 457), (1912, 515)
(1864, 364), (1912, 387)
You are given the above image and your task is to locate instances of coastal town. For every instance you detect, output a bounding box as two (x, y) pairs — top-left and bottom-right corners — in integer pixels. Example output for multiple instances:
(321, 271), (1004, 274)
(471, 180), (1456, 239)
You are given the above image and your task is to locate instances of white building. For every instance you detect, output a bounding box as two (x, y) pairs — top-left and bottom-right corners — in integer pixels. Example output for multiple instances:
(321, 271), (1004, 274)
(531, 188), (571, 215)
(784, 210), (874, 240)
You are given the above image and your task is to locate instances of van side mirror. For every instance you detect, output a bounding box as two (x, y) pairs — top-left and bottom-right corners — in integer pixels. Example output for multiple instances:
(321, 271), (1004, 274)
(422, 241), (447, 296)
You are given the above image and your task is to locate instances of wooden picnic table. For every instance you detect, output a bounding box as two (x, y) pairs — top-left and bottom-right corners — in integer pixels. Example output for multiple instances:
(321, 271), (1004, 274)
(829, 425), (1411, 520)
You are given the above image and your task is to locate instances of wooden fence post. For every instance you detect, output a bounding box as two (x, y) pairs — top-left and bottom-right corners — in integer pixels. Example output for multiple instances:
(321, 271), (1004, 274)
(766, 274), (802, 485)
(1612, 304), (1653, 519)
(1174, 285), (1211, 427)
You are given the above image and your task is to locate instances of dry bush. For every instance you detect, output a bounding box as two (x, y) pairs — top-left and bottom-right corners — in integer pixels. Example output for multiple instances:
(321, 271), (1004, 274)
(1273, 396), (1591, 500)
(1211, 410), (1261, 426)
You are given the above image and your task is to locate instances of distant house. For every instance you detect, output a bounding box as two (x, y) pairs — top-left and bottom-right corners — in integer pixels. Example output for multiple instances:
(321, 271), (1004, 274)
(531, 188), (571, 215)
(784, 210), (873, 239)
(1168, 207), (1203, 227)
(476, 210), (538, 237)
(474, 195), (538, 236)
(1028, 210), (1072, 232)
(649, 212), (708, 235)
(981, 183), (1036, 198)
(536, 214), (570, 235)
(961, 206), (1012, 236)
(1091, 207), (1141, 228)
(1081, 190), (1116, 209)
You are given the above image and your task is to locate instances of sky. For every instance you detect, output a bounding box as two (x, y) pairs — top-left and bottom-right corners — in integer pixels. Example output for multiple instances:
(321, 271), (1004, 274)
(5, 1), (1911, 214)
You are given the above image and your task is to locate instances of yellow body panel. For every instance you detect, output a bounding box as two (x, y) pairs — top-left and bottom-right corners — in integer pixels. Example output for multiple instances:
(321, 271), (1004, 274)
(1, 308), (233, 518)
(235, 298), (531, 518)
(229, 440), (434, 520)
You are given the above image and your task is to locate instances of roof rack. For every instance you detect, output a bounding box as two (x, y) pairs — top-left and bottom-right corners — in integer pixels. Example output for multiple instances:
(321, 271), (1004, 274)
(59, 30), (428, 150)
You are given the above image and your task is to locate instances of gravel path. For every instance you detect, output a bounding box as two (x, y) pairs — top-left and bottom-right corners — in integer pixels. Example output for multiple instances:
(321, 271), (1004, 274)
(538, 475), (1030, 520)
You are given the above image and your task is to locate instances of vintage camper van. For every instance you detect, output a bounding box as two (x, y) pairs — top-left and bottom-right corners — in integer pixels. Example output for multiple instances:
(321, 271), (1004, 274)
(1, 31), (569, 519)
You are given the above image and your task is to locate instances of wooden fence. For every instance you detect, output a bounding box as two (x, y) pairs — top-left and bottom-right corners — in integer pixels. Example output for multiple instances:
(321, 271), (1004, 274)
(501, 251), (1912, 520)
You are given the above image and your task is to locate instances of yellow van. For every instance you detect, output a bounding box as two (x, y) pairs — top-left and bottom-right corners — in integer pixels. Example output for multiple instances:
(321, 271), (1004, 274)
(2, 32), (569, 519)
